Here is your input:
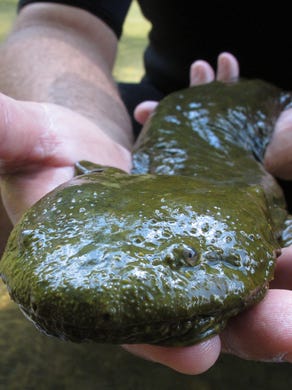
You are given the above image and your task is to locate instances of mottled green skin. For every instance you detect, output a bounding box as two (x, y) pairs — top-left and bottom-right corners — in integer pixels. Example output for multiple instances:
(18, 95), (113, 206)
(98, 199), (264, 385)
(0, 80), (290, 345)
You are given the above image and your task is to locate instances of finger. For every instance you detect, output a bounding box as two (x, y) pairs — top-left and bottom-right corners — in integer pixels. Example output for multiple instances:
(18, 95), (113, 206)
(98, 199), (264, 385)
(264, 108), (292, 180)
(221, 289), (292, 362)
(190, 60), (215, 86)
(134, 101), (159, 125)
(270, 246), (292, 289)
(122, 336), (221, 375)
(216, 52), (239, 82)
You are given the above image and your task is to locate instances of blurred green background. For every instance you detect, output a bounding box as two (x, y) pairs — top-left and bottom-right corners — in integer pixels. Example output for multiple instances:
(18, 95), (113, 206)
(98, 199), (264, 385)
(0, 0), (17, 41)
(0, 0), (150, 82)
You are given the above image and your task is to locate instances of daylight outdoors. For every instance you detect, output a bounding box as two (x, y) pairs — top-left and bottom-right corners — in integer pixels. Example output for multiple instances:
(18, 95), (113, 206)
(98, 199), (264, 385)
(1, 2), (292, 389)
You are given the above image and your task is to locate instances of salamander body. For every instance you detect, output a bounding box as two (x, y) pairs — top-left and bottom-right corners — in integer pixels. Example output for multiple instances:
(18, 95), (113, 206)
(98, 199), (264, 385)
(0, 80), (290, 346)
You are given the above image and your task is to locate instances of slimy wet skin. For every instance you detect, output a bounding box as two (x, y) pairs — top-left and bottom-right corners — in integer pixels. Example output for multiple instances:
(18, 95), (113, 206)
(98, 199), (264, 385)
(0, 80), (290, 346)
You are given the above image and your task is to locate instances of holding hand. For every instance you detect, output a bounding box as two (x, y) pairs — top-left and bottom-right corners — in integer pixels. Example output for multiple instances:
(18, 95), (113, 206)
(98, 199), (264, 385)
(1, 51), (292, 375)
(0, 96), (131, 223)
(128, 52), (292, 374)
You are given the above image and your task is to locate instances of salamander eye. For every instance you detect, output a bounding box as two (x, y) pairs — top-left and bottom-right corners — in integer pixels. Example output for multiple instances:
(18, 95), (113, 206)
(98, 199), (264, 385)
(182, 247), (199, 266)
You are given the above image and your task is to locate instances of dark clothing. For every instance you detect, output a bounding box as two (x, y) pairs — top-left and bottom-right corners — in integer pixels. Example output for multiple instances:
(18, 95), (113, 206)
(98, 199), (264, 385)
(18, 1), (292, 128)
(19, 0), (292, 93)
(18, 0), (131, 38)
(18, 0), (292, 207)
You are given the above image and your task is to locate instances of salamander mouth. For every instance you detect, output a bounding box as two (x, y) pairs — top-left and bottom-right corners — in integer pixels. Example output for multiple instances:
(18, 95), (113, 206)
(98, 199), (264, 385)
(19, 282), (268, 346)
(21, 303), (227, 345)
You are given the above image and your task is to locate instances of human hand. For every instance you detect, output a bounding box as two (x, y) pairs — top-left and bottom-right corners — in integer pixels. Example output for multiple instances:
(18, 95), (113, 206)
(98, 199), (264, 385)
(221, 245), (292, 363)
(0, 95), (132, 224)
(2, 52), (292, 375)
(264, 109), (292, 180)
(0, 53), (236, 374)
(126, 52), (292, 374)
(134, 52), (239, 125)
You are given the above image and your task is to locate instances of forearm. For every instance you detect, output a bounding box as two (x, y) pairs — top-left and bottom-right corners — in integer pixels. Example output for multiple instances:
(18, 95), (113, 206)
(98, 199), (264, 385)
(0, 3), (132, 149)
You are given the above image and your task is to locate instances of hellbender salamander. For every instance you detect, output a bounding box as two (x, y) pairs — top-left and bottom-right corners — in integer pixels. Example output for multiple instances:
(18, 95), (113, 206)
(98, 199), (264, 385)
(1, 79), (291, 346)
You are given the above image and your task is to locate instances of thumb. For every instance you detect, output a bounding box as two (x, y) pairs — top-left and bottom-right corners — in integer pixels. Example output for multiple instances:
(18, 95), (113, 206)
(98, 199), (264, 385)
(264, 108), (292, 180)
(123, 336), (221, 375)
(134, 101), (158, 125)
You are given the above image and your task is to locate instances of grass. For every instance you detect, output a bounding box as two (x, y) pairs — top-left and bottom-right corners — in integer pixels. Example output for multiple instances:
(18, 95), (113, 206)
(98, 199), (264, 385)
(0, 0), (150, 82)
(0, 0), (17, 41)
(114, 1), (150, 82)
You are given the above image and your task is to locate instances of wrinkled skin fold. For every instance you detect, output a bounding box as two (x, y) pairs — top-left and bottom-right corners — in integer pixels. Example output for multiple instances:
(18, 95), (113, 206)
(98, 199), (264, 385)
(0, 79), (291, 346)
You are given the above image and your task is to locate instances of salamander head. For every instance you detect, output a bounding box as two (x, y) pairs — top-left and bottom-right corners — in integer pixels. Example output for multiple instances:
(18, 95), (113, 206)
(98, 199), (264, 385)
(0, 172), (278, 345)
